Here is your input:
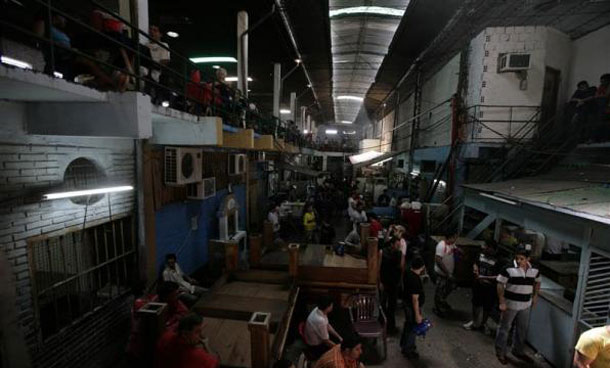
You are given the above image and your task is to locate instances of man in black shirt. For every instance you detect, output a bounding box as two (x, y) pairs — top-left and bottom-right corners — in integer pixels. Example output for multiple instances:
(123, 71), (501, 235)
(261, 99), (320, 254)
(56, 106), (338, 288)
(568, 80), (597, 141)
(464, 240), (499, 331)
(378, 237), (402, 334)
(400, 256), (426, 360)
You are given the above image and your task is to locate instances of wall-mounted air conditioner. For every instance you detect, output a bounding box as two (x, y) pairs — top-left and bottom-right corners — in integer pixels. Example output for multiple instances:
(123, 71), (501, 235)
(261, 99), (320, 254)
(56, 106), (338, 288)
(164, 147), (203, 185)
(498, 53), (531, 72)
(228, 154), (247, 175)
(186, 177), (216, 200)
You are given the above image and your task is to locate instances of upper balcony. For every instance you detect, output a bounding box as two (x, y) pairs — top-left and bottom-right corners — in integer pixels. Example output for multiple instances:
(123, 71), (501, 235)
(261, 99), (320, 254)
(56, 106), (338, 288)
(0, 0), (347, 153)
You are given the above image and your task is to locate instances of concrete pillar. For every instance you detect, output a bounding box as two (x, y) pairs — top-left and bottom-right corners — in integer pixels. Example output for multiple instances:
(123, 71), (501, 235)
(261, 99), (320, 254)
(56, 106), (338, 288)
(237, 11), (249, 97)
(137, 0), (149, 41)
(248, 312), (271, 368)
(307, 114), (311, 132)
(367, 237), (379, 284)
(249, 233), (262, 267)
(289, 92), (296, 122)
(322, 155), (328, 171)
(300, 106), (307, 131)
(273, 63), (281, 118)
(288, 243), (300, 278)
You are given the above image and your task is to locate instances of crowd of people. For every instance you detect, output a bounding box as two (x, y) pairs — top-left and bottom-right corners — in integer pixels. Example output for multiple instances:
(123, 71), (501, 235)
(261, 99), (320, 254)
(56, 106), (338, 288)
(567, 73), (610, 142)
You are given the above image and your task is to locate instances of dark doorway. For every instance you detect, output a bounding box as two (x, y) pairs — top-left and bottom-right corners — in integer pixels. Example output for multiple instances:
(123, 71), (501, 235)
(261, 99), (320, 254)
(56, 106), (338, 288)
(540, 67), (561, 133)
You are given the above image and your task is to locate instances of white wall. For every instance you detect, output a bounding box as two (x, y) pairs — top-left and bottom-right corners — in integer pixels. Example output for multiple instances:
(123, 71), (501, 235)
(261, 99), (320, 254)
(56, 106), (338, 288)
(569, 25), (610, 91)
(466, 26), (572, 142)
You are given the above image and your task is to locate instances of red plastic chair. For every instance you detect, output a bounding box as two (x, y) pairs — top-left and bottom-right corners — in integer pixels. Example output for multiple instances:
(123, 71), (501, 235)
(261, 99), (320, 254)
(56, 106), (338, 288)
(348, 294), (387, 360)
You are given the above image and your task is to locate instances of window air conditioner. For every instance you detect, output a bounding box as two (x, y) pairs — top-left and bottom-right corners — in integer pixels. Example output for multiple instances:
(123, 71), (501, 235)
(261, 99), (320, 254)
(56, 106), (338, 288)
(498, 53), (531, 72)
(228, 154), (247, 175)
(164, 147), (203, 185)
(186, 177), (216, 200)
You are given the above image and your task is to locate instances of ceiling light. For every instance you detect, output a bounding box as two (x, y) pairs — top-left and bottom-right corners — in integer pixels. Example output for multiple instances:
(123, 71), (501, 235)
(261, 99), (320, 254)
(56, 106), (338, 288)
(480, 192), (518, 206)
(53, 71), (63, 78)
(190, 56), (238, 64)
(336, 95), (364, 101)
(224, 76), (253, 82)
(329, 6), (406, 18)
(307, 83), (312, 88)
(1, 56), (32, 69)
(161, 101), (170, 107)
(295, 58), (301, 64)
(280, 109), (291, 114)
(303, 129), (309, 134)
(43, 185), (134, 200)
(325, 129), (338, 135)
(372, 157), (393, 167)
(340, 120), (353, 124)
(343, 130), (356, 135)
(212, 65), (220, 69)
(349, 151), (383, 164)
(166, 31), (179, 38)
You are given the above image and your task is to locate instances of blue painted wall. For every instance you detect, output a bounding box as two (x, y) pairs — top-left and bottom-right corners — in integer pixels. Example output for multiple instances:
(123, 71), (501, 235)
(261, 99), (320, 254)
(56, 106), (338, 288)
(155, 184), (247, 275)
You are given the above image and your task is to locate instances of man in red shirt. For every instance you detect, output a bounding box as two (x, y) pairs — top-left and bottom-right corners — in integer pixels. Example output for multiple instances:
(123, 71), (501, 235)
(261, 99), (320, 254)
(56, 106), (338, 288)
(156, 313), (219, 368)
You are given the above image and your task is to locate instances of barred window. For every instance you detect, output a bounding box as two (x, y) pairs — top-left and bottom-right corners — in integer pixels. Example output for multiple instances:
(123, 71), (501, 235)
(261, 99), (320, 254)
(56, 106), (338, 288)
(29, 216), (136, 339)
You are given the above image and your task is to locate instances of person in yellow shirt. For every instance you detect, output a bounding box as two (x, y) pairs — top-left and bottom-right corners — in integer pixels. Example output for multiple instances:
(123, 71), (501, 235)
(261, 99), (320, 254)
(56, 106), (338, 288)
(574, 324), (610, 368)
(303, 204), (317, 244)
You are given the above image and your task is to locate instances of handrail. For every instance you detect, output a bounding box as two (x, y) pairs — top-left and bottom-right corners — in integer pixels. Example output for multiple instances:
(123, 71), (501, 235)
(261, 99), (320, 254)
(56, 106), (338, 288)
(0, 0), (304, 138)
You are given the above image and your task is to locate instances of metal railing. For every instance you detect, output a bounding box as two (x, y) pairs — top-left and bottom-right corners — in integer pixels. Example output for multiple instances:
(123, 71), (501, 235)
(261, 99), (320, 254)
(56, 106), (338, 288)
(0, 0), (309, 145)
(465, 105), (541, 142)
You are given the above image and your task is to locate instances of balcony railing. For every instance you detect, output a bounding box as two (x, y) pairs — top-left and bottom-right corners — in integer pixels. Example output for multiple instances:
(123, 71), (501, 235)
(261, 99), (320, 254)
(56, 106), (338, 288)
(0, 0), (314, 147)
(465, 104), (541, 143)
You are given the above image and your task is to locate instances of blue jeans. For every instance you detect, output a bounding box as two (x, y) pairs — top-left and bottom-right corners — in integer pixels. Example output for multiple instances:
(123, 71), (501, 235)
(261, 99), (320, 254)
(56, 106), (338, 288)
(400, 307), (417, 353)
(495, 307), (531, 357)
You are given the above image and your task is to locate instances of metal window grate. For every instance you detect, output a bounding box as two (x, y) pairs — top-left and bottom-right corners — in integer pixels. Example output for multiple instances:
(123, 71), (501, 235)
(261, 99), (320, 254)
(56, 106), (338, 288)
(580, 250), (610, 329)
(29, 216), (136, 339)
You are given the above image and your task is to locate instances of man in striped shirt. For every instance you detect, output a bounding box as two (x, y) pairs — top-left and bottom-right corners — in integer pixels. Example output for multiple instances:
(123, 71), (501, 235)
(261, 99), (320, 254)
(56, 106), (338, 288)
(495, 244), (541, 365)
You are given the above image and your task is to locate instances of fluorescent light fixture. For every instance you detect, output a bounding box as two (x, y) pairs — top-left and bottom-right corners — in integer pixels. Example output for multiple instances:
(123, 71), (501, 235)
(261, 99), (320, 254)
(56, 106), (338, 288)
(43, 185), (134, 200)
(166, 31), (179, 38)
(212, 65), (220, 69)
(410, 170), (420, 176)
(53, 71), (63, 78)
(190, 56), (238, 64)
(161, 101), (170, 107)
(329, 6), (406, 18)
(1, 56), (32, 69)
(224, 76), (253, 82)
(280, 109), (291, 114)
(340, 120), (353, 124)
(336, 95), (364, 102)
(343, 130), (356, 135)
(307, 83), (312, 88)
(303, 129), (309, 134)
(372, 157), (393, 167)
(325, 129), (338, 135)
(295, 58), (301, 64)
(349, 150), (383, 164)
(480, 192), (518, 206)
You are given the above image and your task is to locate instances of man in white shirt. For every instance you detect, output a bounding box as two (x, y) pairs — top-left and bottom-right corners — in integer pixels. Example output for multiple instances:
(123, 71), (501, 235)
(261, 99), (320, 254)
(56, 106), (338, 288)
(433, 230), (459, 317)
(162, 254), (207, 305)
(304, 296), (343, 360)
(147, 25), (170, 80)
(268, 205), (281, 234)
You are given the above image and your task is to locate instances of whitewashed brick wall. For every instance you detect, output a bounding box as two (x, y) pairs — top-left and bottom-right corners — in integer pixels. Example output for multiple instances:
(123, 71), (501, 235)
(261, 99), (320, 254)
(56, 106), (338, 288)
(0, 101), (136, 367)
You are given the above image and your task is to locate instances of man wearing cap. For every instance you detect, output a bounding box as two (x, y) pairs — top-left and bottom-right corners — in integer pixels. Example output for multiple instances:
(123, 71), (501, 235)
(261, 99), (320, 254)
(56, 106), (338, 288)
(495, 244), (541, 365)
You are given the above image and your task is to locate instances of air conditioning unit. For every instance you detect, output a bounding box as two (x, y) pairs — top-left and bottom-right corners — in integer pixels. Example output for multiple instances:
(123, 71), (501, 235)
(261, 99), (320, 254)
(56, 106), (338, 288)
(186, 177), (216, 200)
(164, 147), (203, 186)
(498, 53), (531, 72)
(228, 153), (247, 175)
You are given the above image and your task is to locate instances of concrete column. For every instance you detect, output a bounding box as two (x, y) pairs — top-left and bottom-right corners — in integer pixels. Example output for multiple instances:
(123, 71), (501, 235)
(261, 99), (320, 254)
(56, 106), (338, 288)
(248, 312), (271, 368)
(300, 106), (307, 132)
(367, 237), (379, 284)
(237, 11), (249, 97)
(289, 92), (296, 122)
(307, 114), (311, 132)
(288, 243), (300, 278)
(322, 155), (328, 171)
(137, 0), (149, 41)
(273, 63), (281, 118)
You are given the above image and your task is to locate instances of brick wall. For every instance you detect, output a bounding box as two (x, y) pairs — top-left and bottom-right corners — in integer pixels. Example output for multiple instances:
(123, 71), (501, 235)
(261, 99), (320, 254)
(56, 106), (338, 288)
(0, 101), (136, 368)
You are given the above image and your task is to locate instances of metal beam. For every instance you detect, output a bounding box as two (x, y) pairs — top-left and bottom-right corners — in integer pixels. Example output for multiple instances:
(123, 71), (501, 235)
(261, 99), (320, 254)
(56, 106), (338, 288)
(466, 214), (496, 240)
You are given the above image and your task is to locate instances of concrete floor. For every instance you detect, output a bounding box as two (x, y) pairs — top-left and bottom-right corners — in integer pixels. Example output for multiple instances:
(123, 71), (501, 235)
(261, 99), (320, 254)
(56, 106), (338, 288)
(369, 282), (553, 368)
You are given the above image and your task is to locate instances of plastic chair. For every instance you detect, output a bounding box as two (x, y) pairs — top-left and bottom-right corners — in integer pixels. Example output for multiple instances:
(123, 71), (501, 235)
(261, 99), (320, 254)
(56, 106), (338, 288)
(348, 294), (387, 360)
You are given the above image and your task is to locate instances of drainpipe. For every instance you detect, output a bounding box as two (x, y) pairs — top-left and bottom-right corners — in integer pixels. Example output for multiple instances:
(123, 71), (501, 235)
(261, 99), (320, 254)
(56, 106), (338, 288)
(274, 0), (322, 118)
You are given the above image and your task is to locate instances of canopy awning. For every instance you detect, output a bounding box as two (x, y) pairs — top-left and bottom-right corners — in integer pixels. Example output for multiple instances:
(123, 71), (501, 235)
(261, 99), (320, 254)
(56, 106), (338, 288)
(278, 162), (325, 177)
